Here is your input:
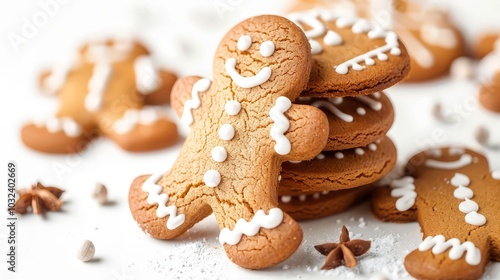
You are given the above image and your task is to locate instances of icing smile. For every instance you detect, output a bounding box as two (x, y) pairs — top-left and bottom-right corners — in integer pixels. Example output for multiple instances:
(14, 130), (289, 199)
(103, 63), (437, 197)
(225, 58), (271, 88)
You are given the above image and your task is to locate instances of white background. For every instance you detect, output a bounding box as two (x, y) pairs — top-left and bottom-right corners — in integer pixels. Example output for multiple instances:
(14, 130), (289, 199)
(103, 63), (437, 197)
(0, 0), (499, 279)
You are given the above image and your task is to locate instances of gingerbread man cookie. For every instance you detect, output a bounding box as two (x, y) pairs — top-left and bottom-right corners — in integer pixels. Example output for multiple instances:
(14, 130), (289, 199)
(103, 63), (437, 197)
(287, 8), (410, 97)
(22, 38), (179, 153)
(128, 15), (329, 269)
(372, 147), (499, 279)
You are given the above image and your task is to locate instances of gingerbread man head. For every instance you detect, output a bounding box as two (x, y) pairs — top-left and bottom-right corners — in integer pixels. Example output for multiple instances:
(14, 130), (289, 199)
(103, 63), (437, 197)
(129, 15), (329, 269)
(372, 147), (500, 279)
(22, 37), (179, 153)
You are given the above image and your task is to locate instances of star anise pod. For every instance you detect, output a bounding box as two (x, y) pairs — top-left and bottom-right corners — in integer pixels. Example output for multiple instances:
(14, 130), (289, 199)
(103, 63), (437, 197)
(314, 225), (371, 269)
(14, 182), (64, 215)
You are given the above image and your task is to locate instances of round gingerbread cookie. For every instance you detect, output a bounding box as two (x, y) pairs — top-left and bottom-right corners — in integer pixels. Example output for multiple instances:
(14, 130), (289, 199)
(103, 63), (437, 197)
(278, 184), (374, 221)
(280, 136), (396, 195)
(287, 8), (410, 98)
(392, 5), (465, 82)
(296, 91), (394, 150)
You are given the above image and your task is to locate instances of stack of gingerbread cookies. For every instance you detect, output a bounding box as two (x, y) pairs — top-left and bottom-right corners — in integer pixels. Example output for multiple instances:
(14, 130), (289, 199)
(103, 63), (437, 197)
(278, 8), (410, 220)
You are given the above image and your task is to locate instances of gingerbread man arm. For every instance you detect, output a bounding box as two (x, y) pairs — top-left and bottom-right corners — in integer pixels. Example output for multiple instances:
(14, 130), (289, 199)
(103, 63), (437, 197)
(282, 104), (329, 161)
(170, 76), (211, 120)
(371, 178), (418, 223)
(143, 69), (178, 105)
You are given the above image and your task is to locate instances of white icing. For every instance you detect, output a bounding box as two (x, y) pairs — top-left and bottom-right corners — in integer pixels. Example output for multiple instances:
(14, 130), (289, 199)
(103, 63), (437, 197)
(418, 235), (481, 266)
(309, 39), (323, 54)
(425, 154), (473, 170)
(316, 153), (325, 160)
(449, 147), (465, 156)
(113, 107), (169, 135)
(420, 24), (457, 49)
(312, 100), (353, 122)
(237, 35), (252, 51)
(336, 16), (358, 28)
(85, 63), (112, 112)
(335, 31), (400, 75)
(324, 30), (342, 46)
(225, 58), (271, 88)
(134, 55), (161, 94)
(355, 148), (364, 155)
(224, 100), (241, 116)
(219, 124), (235, 141)
(280, 190), (331, 204)
(334, 152), (344, 159)
(181, 78), (211, 126)
(203, 170), (221, 187)
(450, 172), (470, 186)
(36, 117), (82, 137)
(42, 62), (71, 95)
(289, 9), (342, 54)
(426, 148), (442, 157)
(211, 146), (227, 163)
(390, 176), (417, 211)
(459, 198), (479, 213)
(368, 143), (377, 151)
(465, 212), (486, 226)
(454, 186), (473, 199)
(354, 95), (382, 110)
(219, 208), (283, 245)
(450, 173), (486, 226)
(259, 41), (275, 57)
(357, 107), (366, 115)
(493, 171), (500, 180)
(373, 92), (381, 98)
(142, 172), (185, 230)
(269, 96), (292, 155)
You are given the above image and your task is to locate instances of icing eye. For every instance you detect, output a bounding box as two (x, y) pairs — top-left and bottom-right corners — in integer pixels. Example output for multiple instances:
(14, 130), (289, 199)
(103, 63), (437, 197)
(259, 41), (275, 57)
(237, 35), (252, 51)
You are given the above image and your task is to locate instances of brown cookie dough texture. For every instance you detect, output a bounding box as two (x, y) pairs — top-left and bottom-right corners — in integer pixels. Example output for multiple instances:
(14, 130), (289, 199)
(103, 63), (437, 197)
(295, 92), (394, 150)
(280, 136), (396, 194)
(129, 15), (329, 270)
(278, 184), (375, 221)
(392, 6), (465, 82)
(287, 8), (410, 97)
(21, 38), (179, 153)
(478, 40), (500, 113)
(371, 147), (500, 280)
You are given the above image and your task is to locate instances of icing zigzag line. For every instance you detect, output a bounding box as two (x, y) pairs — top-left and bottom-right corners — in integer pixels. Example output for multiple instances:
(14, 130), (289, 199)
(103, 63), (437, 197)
(142, 172), (185, 230)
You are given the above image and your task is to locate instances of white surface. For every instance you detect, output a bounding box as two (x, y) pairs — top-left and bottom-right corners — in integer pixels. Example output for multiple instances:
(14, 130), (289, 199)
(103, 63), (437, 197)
(1, 1), (499, 279)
